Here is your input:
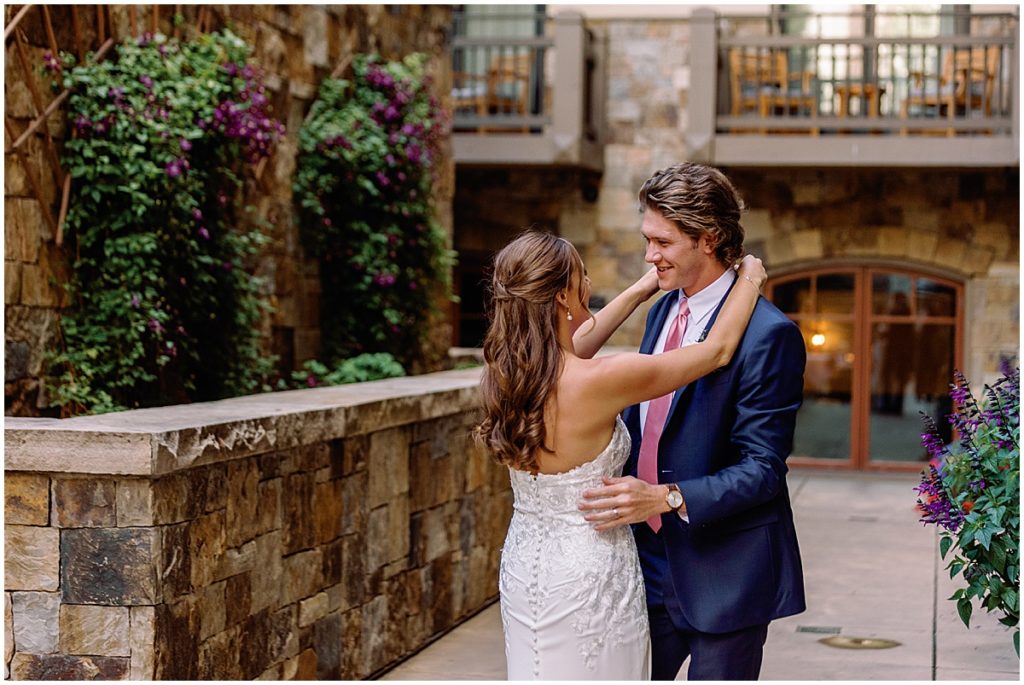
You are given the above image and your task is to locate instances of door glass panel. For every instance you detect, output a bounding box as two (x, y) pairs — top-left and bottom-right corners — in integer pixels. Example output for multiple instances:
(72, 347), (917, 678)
(772, 277), (811, 314)
(817, 274), (856, 314)
(794, 321), (854, 460)
(869, 322), (955, 462)
(872, 273), (913, 315)
(917, 278), (956, 317)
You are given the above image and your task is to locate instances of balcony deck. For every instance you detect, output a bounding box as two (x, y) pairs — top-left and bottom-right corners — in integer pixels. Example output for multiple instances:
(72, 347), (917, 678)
(450, 8), (1018, 169)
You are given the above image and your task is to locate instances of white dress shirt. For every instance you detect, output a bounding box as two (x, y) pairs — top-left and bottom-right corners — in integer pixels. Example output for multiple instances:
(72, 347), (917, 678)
(639, 268), (738, 432)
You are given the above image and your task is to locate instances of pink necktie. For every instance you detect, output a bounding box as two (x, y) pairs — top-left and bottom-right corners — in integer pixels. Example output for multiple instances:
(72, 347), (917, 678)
(638, 299), (689, 533)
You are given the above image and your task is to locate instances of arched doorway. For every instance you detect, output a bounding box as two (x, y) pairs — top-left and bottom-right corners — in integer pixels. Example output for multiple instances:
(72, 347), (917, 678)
(768, 266), (963, 470)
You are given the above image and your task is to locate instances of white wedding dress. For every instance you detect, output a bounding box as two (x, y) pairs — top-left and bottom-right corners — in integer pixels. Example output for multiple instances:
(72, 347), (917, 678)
(499, 416), (651, 680)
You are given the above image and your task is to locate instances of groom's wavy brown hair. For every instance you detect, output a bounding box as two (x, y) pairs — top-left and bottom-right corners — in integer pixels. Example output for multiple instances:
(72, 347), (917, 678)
(473, 231), (589, 473)
(638, 162), (745, 267)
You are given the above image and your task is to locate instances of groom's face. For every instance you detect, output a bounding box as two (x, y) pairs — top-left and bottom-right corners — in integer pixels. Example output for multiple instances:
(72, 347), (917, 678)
(641, 208), (712, 294)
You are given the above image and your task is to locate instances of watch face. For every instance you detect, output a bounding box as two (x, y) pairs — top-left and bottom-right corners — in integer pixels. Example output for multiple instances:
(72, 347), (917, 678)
(667, 490), (683, 509)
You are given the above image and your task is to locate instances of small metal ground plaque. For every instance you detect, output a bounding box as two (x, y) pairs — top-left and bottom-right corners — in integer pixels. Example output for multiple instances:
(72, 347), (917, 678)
(819, 636), (901, 650)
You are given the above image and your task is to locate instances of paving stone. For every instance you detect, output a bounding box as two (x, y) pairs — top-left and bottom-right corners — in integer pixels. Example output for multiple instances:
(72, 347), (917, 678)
(11, 591), (59, 653)
(52, 478), (117, 527)
(59, 604), (130, 656)
(5, 472), (49, 525)
(60, 528), (159, 605)
(5, 525), (59, 591)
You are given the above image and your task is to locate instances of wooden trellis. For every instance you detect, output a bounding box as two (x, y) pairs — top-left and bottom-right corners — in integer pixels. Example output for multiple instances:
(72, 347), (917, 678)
(3, 4), (243, 247)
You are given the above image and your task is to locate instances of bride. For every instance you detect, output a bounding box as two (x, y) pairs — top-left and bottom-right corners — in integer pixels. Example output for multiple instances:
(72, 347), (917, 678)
(474, 231), (765, 679)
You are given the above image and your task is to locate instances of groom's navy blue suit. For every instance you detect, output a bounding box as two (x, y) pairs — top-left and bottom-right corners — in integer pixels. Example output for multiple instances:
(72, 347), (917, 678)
(623, 283), (806, 680)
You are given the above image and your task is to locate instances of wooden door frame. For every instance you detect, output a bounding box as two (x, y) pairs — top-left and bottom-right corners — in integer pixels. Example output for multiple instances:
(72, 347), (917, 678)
(768, 264), (964, 472)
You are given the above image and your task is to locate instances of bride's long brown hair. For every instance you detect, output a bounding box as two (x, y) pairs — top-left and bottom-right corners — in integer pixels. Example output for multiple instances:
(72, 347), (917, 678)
(473, 231), (589, 473)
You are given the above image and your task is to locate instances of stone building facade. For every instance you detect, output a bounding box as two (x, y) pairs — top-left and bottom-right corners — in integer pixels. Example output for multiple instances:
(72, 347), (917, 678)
(453, 16), (1018, 386)
(4, 4), (455, 417)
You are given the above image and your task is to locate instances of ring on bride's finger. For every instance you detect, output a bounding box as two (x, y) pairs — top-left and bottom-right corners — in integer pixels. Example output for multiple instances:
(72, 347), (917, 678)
(611, 508), (619, 518)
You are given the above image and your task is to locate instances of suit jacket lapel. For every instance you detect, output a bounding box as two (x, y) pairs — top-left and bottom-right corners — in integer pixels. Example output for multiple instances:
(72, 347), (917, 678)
(623, 291), (676, 441)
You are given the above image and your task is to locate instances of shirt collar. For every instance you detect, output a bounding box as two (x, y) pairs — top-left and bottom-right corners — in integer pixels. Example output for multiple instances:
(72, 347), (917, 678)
(679, 268), (737, 325)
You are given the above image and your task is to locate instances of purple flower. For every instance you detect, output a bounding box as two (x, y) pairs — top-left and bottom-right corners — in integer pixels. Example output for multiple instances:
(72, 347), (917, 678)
(375, 171), (390, 187)
(42, 51), (61, 73)
(192, 209), (203, 221)
(164, 159), (183, 178)
(198, 227), (210, 240)
(306, 375), (317, 388)
(374, 273), (397, 287)
(130, 294), (141, 308)
(139, 74), (154, 89)
(147, 318), (162, 332)
(179, 138), (192, 151)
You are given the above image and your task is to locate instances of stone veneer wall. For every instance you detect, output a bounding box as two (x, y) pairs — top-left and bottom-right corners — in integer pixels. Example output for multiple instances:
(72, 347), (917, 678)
(563, 17), (1020, 385)
(5, 4), (455, 416)
(4, 369), (509, 680)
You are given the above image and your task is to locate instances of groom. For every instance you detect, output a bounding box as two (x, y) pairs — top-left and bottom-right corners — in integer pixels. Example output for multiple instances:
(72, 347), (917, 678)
(581, 163), (806, 680)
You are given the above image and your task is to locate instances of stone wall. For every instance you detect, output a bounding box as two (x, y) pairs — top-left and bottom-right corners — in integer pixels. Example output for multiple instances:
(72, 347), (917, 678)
(4, 369), (510, 680)
(4, 4), (455, 416)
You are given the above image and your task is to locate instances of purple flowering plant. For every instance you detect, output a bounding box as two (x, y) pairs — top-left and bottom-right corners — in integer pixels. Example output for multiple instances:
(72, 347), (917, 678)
(294, 53), (453, 368)
(44, 30), (283, 414)
(915, 359), (1020, 654)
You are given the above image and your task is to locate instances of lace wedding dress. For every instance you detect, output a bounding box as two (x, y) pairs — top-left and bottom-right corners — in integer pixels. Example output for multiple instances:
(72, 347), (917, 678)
(499, 417), (651, 680)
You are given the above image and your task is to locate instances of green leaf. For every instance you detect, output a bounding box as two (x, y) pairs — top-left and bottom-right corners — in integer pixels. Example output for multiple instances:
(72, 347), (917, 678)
(957, 597), (973, 628)
(940, 536), (954, 559)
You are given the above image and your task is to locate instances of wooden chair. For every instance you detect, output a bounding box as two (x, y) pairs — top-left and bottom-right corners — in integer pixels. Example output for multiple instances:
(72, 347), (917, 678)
(899, 46), (1001, 136)
(483, 51), (533, 132)
(451, 70), (489, 132)
(728, 48), (819, 136)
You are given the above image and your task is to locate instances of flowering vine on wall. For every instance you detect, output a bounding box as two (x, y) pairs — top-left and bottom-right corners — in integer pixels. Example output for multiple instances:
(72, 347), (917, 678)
(294, 53), (453, 370)
(45, 30), (284, 414)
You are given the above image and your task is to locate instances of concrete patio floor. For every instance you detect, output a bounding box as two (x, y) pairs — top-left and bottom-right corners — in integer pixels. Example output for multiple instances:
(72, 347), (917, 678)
(381, 469), (1019, 681)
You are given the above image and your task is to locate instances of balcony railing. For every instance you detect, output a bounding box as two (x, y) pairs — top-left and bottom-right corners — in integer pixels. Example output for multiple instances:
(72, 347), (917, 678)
(449, 11), (605, 171)
(688, 8), (1019, 166)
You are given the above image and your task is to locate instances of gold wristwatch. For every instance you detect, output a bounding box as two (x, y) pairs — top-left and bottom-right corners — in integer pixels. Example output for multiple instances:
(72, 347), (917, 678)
(665, 483), (684, 511)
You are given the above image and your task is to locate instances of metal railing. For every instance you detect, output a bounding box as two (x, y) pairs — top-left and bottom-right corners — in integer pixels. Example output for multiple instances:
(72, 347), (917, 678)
(714, 9), (1018, 136)
(449, 10), (605, 170)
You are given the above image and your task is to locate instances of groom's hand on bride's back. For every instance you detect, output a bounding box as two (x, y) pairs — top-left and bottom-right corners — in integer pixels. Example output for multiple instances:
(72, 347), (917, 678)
(578, 476), (678, 532)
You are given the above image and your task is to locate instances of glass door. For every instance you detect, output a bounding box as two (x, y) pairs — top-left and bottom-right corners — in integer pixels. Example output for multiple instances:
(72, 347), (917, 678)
(768, 267), (962, 469)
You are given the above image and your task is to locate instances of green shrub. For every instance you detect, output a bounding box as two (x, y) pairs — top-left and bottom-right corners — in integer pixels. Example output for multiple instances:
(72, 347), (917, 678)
(44, 30), (284, 414)
(294, 53), (454, 369)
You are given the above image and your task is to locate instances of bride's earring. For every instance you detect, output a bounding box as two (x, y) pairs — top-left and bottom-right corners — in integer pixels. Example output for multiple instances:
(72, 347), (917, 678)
(566, 308), (573, 321)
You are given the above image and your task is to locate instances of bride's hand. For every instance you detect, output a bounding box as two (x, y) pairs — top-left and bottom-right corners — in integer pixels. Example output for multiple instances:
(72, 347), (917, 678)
(633, 266), (660, 301)
(734, 254), (767, 291)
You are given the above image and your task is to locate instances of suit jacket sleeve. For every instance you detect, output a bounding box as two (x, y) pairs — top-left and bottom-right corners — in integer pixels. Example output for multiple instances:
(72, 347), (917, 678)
(676, 318), (806, 526)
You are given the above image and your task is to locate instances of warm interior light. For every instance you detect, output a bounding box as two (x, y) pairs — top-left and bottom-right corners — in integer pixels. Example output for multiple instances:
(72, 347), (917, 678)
(810, 333), (826, 347)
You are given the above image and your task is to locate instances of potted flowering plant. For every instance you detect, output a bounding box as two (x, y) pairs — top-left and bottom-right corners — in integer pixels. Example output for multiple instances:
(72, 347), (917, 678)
(915, 359), (1020, 654)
